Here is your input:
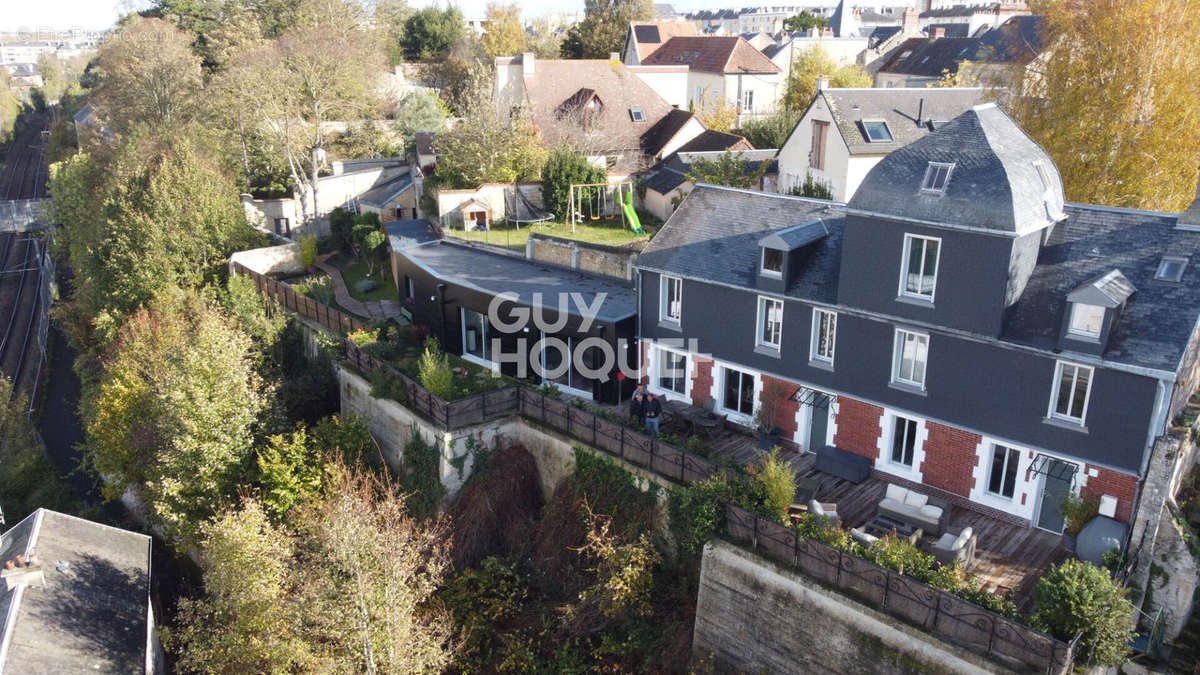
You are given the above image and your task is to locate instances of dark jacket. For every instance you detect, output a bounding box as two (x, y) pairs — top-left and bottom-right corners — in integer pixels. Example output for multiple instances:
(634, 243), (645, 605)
(630, 395), (646, 418)
(645, 397), (662, 419)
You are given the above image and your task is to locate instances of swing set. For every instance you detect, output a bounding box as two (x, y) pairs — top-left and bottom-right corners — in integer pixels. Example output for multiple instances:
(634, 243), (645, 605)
(567, 182), (644, 234)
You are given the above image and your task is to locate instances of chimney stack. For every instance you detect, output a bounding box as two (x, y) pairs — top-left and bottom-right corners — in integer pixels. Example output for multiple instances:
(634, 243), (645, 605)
(916, 98), (924, 126)
(1178, 166), (1200, 228)
(609, 52), (619, 62)
(522, 52), (535, 76)
(816, 74), (830, 91)
(902, 7), (919, 35)
(931, 26), (946, 39)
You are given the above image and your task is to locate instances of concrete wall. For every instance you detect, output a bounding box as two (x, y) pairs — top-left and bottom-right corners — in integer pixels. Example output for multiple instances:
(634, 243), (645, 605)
(526, 234), (639, 280)
(229, 243), (306, 277)
(242, 195), (301, 239)
(693, 539), (1006, 674)
(629, 66), (690, 110)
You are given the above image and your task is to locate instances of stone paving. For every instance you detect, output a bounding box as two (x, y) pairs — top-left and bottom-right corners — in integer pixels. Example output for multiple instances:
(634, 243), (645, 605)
(315, 254), (404, 321)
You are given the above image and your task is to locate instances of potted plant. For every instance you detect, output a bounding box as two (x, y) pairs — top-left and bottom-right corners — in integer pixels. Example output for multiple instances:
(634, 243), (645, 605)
(755, 381), (786, 450)
(1060, 492), (1100, 553)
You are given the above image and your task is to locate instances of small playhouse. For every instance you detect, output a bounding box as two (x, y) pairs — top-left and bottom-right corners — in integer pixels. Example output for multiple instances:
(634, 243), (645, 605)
(437, 183), (552, 231)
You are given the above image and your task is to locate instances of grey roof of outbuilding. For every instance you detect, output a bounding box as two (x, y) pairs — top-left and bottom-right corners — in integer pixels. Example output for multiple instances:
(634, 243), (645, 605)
(847, 103), (1065, 236)
(760, 219), (830, 250)
(794, 87), (986, 156)
(639, 182), (1200, 373)
(385, 219), (438, 250)
(359, 172), (414, 208)
(0, 509), (152, 672)
(400, 241), (637, 322)
(636, 185), (845, 303)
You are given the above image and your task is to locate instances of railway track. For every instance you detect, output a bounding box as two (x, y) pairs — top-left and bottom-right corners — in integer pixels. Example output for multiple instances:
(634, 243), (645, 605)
(0, 233), (41, 401)
(0, 113), (49, 201)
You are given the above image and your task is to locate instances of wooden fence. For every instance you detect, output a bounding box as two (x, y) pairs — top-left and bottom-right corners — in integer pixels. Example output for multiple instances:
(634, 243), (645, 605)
(233, 262), (369, 335)
(725, 505), (1079, 675)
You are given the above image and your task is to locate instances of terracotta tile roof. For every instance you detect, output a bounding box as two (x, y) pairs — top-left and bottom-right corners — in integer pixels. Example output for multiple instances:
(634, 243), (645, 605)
(641, 36), (781, 74)
(518, 57), (677, 157)
(628, 21), (698, 61)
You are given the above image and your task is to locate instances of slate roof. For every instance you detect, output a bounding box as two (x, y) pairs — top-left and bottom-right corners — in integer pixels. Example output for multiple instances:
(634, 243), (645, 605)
(627, 21), (698, 61)
(847, 104), (1065, 235)
(358, 172), (414, 208)
(788, 87), (986, 156)
(636, 185), (844, 304)
(639, 183), (1200, 373)
(639, 108), (696, 156)
(517, 57), (677, 155)
(1067, 269), (1136, 308)
(400, 241), (638, 322)
(0, 510), (153, 672)
(676, 129), (753, 153)
(641, 36), (780, 74)
(879, 16), (1042, 76)
(642, 149), (777, 195)
(760, 219), (831, 250)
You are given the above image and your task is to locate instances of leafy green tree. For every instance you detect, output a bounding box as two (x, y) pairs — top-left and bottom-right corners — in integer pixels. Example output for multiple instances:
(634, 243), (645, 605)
(376, 0), (414, 65)
(0, 378), (80, 524)
(685, 151), (770, 190)
(0, 70), (19, 143)
(1008, 0), (1200, 211)
(49, 131), (260, 332)
(175, 462), (456, 672)
(783, 44), (871, 113)
(737, 108), (799, 149)
(35, 52), (66, 103)
(559, 25), (584, 58)
(395, 89), (448, 153)
(577, 0), (653, 58)
(84, 289), (268, 545)
(94, 16), (204, 136)
(417, 337), (454, 399)
(402, 6), (466, 61)
(418, 47), (492, 116)
(481, 3), (528, 58)
(541, 146), (607, 221)
(784, 10), (828, 33)
(1031, 559), (1135, 667)
(756, 447), (796, 520)
(434, 107), (546, 188)
(352, 213), (386, 276)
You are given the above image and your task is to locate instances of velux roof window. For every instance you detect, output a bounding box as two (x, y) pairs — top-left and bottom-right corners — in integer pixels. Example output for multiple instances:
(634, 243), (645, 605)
(921, 162), (954, 194)
(1156, 256), (1187, 282)
(862, 120), (893, 143)
(629, 108), (645, 122)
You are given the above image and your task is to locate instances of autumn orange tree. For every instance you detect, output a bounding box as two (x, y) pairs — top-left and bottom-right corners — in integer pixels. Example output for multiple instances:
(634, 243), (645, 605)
(1009, 0), (1200, 211)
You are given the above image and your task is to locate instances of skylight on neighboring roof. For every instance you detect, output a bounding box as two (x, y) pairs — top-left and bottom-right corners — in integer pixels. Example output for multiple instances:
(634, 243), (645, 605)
(926, 120), (947, 131)
(630, 108), (646, 122)
(862, 120), (893, 143)
(1156, 256), (1188, 282)
(921, 162), (954, 194)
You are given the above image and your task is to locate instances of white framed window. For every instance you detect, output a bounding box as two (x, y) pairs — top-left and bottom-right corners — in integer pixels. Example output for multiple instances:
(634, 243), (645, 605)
(629, 107), (645, 122)
(1049, 361), (1092, 424)
(654, 345), (688, 395)
(899, 234), (940, 301)
(811, 309), (836, 364)
(892, 328), (929, 389)
(757, 296), (783, 350)
(461, 308), (491, 364)
(862, 119), (893, 142)
(921, 162), (954, 194)
(742, 89), (754, 112)
(986, 444), (1020, 499)
(761, 248), (783, 277)
(1156, 256), (1187, 282)
(1067, 303), (1104, 339)
(660, 275), (681, 324)
(693, 86), (704, 107)
(890, 415), (919, 467)
(720, 366), (755, 416)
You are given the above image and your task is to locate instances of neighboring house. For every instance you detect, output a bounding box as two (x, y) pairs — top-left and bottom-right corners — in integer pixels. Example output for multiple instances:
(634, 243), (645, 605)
(875, 15), (1044, 88)
(622, 21), (698, 65)
(642, 146), (776, 222)
(640, 36), (782, 125)
(414, 131), (438, 174)
(356, 172), (418, 223)
(635, 103), (1200, 536)
(390, 238), (638, 403)
(494, 54), (703, 170)
(919, 1), (1031, 37)
(739, 31), (776, 51)
(775, 86), (985, 200)
(0, 509), (161, 673)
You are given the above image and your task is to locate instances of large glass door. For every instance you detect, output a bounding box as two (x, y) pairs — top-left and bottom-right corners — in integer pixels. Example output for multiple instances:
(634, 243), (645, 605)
(1036, 458), (1076, 533)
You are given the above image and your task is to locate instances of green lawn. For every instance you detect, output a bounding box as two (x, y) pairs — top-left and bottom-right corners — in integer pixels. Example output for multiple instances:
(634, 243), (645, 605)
(446, 219), (652, 251)
(328, 253), (399, 303)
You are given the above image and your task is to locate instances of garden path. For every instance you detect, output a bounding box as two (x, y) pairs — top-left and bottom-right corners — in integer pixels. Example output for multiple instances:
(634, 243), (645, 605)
(315, 254), (403, 321)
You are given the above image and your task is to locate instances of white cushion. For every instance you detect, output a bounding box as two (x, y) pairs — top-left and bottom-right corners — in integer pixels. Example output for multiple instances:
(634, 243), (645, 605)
(959, 526), (973, 540)
(953, 531), (969, 550)
(885, 484), (907, 502)
(904, 491), (929, 508)
(935, 533), (956, 548)
(919, 504), (942, 519)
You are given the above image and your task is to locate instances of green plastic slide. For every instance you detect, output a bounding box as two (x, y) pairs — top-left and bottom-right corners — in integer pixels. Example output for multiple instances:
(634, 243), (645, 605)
(621, 191), (645, 235)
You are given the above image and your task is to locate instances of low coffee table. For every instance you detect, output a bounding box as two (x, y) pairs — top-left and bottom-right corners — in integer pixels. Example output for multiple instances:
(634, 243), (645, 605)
(862, 515), (923, 545)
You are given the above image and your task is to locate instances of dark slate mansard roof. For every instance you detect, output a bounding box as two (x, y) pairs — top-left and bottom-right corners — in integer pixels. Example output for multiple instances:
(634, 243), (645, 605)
(640, 105), (1200, 374)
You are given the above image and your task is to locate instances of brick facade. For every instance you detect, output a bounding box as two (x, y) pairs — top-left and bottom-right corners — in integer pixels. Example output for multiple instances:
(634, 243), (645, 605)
(832, 397), (884, 461)
(760, 374), (799, 444)
(691, 356), (715, 408)
(920, 421), (982, 499)
(1081, 464), (1138, 524)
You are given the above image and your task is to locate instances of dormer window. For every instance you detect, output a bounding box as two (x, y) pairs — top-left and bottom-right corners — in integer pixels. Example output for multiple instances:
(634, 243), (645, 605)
(1156, 256), (1187, 282)
(1067, 303), (1104, 340)
(629, 108), (645, 122)
(899, 233), (940, 302)
(862, 120), (893, 142)
(761, 248), (783, 277)
(920, 162), (954, 194)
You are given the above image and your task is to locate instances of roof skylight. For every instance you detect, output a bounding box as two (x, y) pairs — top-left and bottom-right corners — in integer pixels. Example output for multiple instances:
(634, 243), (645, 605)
(1156, 256), (1188, 282)
(862, 120), (893, 143)
(920, 162), (954, 194)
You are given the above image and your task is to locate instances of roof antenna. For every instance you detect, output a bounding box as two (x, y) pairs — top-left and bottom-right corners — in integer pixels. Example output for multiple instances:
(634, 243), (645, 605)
(917, 98), (924, 127)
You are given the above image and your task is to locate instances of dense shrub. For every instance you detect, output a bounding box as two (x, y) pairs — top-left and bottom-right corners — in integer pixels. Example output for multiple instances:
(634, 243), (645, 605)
(1031, 559), (1134, 666)
(541, 146), (606, 221)
(756, 447), (796, 520)
(573, 447), (658, 538)
(398, 424), (445, 520)
(417, 337), (454, 398)
(669, 472), (770, 559)
(447, 444), (543, 569)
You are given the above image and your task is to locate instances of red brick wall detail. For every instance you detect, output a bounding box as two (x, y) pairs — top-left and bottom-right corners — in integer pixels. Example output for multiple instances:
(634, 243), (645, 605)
(690, 357), (714, 407)
(1081, 465), (1137, 524)
(832, 397), (883, 462)
(919, 421), (982, 499)
(760, 375), (799, 441)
